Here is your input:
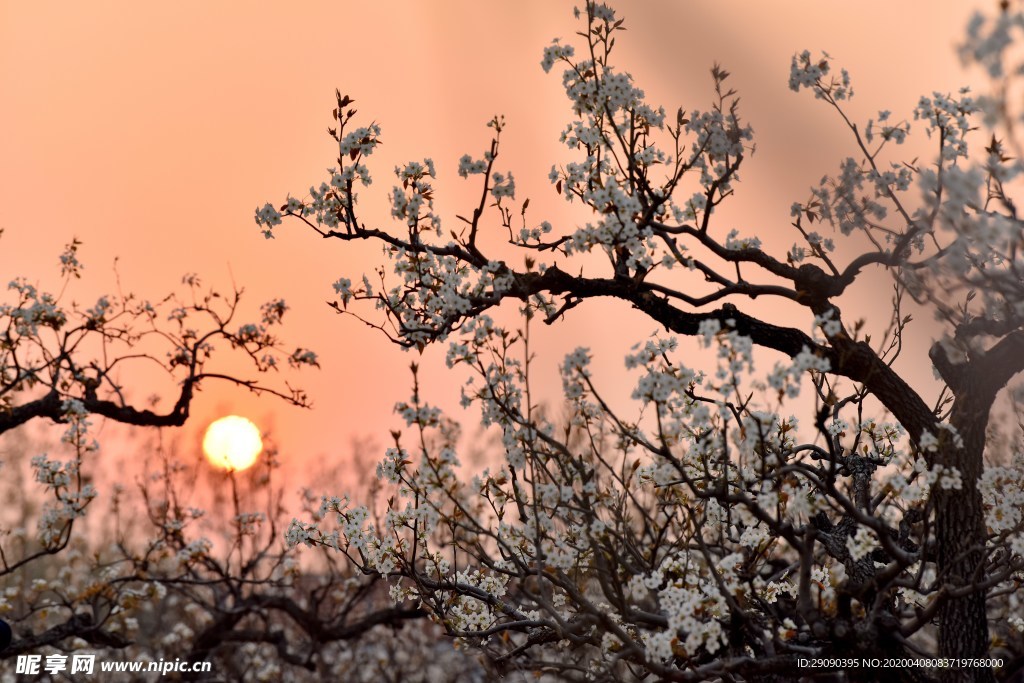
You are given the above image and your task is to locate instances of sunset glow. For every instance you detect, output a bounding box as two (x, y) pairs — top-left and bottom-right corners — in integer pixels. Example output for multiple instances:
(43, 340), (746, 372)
(203, 416), (263, 471)
(0, 3), (977, 470)
(0, 1), (1008, 676)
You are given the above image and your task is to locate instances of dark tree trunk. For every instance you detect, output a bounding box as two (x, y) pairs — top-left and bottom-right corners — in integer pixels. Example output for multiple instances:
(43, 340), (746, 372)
(934, 393), (996, 683)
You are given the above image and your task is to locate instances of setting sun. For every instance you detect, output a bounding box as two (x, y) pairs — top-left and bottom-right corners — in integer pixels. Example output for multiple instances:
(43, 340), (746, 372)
(203, 416), (263, 471)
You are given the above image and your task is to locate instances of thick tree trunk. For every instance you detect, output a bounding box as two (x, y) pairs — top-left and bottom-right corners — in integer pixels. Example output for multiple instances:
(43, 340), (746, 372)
(934, 495), (993, 683)
(934, 397), (995, 683)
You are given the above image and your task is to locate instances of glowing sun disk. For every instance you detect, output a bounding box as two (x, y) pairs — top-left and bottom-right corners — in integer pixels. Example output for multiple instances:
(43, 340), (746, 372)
(203, 416), (262, 471)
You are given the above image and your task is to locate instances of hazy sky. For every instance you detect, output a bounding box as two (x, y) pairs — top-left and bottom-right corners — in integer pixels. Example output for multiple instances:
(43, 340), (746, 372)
(0, 2), (985, 493)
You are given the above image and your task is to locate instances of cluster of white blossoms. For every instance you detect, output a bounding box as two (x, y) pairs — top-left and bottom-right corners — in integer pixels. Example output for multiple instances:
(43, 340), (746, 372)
(456, 154), (488, 178)
(723, 229), (762, 251)
(813, 308), (843, 339)
(978, 453), (1024, 555)
(32, 400), (100, 548)
(1, 278), (67, 337)
(845, 526), (877, 562)
(254, 121), (382, 238)
(225, 301), (319, 371)
(788, 50), (852, 101)
(686, 108), (753, 178)
(864, 109), (911, 147)
(255, 203), (283, 237)
(628, 340), (699, 408)
(763, 344), (832, 401)
(489, 171), (515, 200)
(540, 40), (575, 74)
(376, 447), (410, 484)
(391, 159), (441, 231)
(325, 246), (516, 349)
(914, 90), (977, 162)
(961, 9), (1024, 78)
(175, 538), (213, 568)
(443, 569), (510, 633)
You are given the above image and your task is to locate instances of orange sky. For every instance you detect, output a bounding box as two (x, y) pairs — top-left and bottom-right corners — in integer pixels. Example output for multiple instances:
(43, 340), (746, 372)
(0, 2), (986, 496)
